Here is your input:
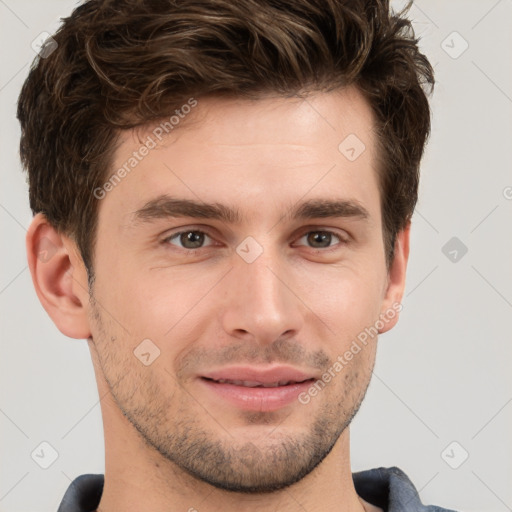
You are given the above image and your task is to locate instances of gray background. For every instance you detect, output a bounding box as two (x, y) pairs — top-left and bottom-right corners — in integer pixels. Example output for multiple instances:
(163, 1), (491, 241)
(1, 1), (511, 511)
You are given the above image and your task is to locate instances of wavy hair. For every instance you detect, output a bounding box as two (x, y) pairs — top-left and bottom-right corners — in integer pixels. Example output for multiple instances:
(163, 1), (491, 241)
(18, 0), (434, 281)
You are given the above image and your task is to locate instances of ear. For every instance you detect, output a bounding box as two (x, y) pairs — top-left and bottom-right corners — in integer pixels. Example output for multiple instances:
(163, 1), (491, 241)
(26, 213), (92, 339)
(378, 221), (411, 334)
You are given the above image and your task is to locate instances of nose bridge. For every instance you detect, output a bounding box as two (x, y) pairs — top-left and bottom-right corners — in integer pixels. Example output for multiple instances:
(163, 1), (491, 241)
(220, 240), (303, 343)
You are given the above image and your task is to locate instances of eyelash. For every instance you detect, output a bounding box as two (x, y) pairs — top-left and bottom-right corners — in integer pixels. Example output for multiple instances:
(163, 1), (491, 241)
(162, 227), (349, 254)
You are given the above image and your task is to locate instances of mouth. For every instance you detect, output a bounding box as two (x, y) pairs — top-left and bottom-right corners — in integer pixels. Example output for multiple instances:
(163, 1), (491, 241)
(198, 366), (317, 412)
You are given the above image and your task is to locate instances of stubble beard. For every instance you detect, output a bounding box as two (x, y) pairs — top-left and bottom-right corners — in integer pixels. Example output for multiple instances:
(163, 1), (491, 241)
(89, 298), (373, 494)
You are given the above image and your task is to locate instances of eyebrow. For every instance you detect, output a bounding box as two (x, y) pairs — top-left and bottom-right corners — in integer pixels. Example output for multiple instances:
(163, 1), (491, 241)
(129, 195), (369, 226)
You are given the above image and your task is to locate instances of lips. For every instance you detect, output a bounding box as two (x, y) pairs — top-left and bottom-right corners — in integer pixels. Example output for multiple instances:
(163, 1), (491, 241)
(198, 365), (317, 411)
(202, 365), (315, 385)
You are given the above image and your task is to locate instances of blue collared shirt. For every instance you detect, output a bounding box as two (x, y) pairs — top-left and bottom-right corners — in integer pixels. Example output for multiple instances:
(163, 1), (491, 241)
(57, 466), (457, 512)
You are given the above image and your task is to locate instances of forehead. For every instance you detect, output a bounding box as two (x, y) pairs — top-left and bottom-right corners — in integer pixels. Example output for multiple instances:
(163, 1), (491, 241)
(164, 88), (375, 148)
(99, 87), (380, 229)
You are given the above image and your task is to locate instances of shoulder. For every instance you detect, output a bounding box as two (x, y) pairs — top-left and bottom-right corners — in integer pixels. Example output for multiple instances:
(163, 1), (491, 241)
(353, 466), (459, 512)
(57, 474), (104, 512)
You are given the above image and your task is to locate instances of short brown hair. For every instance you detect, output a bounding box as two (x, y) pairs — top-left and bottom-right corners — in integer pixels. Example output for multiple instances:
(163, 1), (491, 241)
(17, 0), (434, 284)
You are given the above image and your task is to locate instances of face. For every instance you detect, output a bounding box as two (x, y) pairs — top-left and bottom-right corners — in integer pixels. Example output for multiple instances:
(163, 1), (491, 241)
(87, 88), (402, 492)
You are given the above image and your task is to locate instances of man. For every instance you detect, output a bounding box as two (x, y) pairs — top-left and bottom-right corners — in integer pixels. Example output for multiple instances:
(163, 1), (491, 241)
(17, 0), (456, 510)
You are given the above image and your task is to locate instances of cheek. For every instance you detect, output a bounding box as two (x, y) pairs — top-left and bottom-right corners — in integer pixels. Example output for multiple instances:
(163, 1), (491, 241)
(89, 299), (175, 404)
(92, 265), (229, 361)
(91, 256), (183, 337)
(298, 263), (386, 333)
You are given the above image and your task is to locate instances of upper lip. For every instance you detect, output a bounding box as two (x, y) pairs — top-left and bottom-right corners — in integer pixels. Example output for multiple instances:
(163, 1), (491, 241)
(201, 365), (316, 384)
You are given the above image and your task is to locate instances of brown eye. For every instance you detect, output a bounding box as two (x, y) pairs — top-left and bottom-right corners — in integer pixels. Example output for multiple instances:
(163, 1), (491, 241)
(165, 230), (212, 250)
(296, 231), (344, 249)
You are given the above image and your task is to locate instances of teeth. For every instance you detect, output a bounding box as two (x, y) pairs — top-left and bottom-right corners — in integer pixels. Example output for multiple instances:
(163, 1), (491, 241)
(215, 379), (295, 387)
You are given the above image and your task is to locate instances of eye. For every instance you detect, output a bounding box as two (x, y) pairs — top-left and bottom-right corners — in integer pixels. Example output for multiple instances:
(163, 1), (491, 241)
(164, 230), (215, 250)
(295, 230), (346, 250)
(162, 228), (347, 253)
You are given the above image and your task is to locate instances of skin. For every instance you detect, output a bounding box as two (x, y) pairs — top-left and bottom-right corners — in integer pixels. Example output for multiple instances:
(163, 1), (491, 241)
(27, 86), (409, 512)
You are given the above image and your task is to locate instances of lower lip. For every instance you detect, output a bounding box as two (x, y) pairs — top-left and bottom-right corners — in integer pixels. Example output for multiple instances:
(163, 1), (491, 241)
(199, 378), (314, 412)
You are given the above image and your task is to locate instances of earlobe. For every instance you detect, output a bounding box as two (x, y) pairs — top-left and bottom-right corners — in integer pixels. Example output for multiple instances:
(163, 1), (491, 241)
(26, 213), (92, 340)
(378, 222), (411, 334)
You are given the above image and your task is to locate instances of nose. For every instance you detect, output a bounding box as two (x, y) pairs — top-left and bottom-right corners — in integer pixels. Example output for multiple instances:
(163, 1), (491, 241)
(220, 243), (304, 345)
